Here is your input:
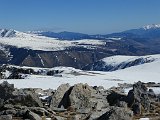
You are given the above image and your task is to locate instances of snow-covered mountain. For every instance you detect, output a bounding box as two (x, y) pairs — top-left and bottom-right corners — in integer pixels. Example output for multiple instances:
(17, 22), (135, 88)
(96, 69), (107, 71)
(0, 29), (16, 37)
(83, 54), (160, 71)
(0, 25), (160, 69)
(0, 29), (110, 68)
(143, 24), (160, 30)
(123, 24), (160, 39)
(0, 29), (105, 51)
(27, 24), (160, 41)
(30, 31), (92, 40)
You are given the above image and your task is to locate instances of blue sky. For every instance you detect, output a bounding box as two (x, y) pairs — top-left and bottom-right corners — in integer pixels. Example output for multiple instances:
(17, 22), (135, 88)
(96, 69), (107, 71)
(0, 0), (160, 34)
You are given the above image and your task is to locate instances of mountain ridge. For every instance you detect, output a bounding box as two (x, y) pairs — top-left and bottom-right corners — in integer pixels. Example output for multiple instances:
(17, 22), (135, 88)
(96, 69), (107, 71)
(0, 24), (160, 68)
(2, 23), (160, 40)
(30, 23), (160, 40)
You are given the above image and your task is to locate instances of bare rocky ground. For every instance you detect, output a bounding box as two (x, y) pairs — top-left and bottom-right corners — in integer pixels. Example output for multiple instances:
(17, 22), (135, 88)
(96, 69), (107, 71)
(0, 81), (160, 120)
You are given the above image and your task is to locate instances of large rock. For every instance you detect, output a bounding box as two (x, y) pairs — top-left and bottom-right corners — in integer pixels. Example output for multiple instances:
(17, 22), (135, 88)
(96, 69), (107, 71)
(127, 81), (150, 114)
(69, 83), (93, 110)
(90, 93), (109, 111)
(0, 81), (14, 100)
(106, 81), (155, 115)
(50, 83), (70, 109)
(0, 81), (43, 110)
(89, 108), (110, 120)
(10, 88), (43, 107)
(108, 107), (133, 120)
(50, 83), (109, 112)
(97, 107), (133, 120)
(50, 83), (93, 110)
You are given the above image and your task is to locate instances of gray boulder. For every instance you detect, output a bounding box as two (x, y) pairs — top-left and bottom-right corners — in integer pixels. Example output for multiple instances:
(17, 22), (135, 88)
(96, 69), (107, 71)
(0, 115), (12, 120)
(108, 107), (133, 120)
(127, 81), (150, 114)
(11, 88), (43, 107)
(50, 83), (70, 109)
(50, 83), (109, 112)
(69, 83), (93, 110)
(89, 96), (109, 111)
(0, 82), (43, 108)
(97, 107), (133, 120)
(0, 81), (14, 100)
(89, 108), (110, 120)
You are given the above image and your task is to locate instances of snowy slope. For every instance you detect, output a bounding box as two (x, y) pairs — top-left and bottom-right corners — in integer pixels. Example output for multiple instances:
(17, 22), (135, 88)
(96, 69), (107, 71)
(1, 55), (160, 90)
(84, 54), (160, 71)
(109, 60), (160, 83)
(102, 55), (136, 66)
(0, 30), (105, 51)
(103, 54), (160, 66)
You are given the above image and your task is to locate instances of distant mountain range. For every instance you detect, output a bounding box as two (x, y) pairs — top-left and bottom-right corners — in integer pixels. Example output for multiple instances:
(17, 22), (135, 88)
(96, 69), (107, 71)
(123, 24), (160, 39)
(0, 24), (160, 69)
(30, 31), (92, 40)
(1, 23), (160, 40)
(30, 24), (160, 40)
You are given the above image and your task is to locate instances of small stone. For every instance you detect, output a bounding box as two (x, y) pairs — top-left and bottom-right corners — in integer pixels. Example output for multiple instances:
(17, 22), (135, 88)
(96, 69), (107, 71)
(0, 115), (12, 120)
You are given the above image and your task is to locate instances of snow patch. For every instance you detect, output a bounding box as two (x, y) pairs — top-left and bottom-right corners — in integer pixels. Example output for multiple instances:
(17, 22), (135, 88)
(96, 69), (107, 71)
(107, 37), (122, 40)
(102, 54), (160, 67)
(37, 54), (45, 67)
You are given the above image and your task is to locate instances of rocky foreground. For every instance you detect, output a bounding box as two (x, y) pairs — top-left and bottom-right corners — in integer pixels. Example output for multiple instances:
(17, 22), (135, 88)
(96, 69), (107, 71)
(0, 81), (160, 120)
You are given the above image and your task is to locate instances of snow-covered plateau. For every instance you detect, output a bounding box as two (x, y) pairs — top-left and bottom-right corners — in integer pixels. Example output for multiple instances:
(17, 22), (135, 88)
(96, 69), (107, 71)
(0, 29), (105, 51)
(1, 54), (160, 91)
